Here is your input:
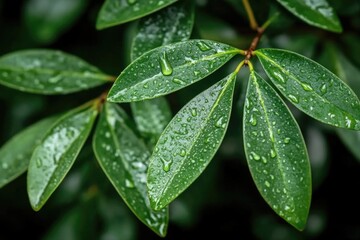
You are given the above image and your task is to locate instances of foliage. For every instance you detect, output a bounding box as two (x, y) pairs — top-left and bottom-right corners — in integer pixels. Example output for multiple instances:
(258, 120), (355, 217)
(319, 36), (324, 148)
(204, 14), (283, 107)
(1, 0), (360, 239)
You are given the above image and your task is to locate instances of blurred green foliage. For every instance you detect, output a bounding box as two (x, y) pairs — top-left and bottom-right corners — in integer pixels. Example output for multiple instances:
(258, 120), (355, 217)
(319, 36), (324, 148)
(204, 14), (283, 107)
(1, 0), (360, 239)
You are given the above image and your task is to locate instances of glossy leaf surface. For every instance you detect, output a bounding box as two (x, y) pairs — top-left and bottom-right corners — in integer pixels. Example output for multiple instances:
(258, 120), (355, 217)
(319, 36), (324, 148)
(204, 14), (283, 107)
(131, 0), (194, 60)
(108, 40), (240, 102)
(130, 1), (191, 145)
(93, 102), (168, 237)
(27, 103), (98, 210)
(23, 0), (88, 44)
(320, 44), (360, 162)
(96, 0), (177, 30)
(0, 116), (58, 188)
(131, 97), (172, 140)
(0, 50), (112, 94)
(276, 0), (342, 32)
(147, 73), (236, 210)
(243, 71), (311, 230)
(256, 48), (360, 130)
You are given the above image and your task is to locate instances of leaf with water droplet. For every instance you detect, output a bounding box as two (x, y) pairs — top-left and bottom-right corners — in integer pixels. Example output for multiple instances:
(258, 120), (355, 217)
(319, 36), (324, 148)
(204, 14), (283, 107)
(93, 102), (168, 237)
(147, 72), (236, 210)
(243, 71), (311, 230)
(256, 48), (360, 130)
(0, 116), (58, 188)
(129, 1), (192, 149)
(275, 0), (342, 32)
(107, 40), (240, 102)
(131, 0), (194, 61)
(96, 0), (178, 29)
(0, 50), (112, 94)
(319, 43), (360, 162)
(27, 103), (98, 211)
(23, 0), (88, 44)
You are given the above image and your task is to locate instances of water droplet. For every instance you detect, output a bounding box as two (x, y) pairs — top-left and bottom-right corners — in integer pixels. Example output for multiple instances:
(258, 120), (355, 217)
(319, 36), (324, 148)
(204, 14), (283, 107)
(36, 158), (43, 168)
(160, 157), (172, 172)
(159, 52), (173, 76)
(127, 0), (137, 5)
(261, 156), (268, 164)
(251, 152), (261, 161)
(265, 181), (271, 187)
(249, 114), (257, 126)
(288, 94), (299, 103)
(284, 205), (290, 211)
(179, 149), (186, 157)
(194, 70), (200, 76)
(301, 83), (313, 91)
(215, 116), (226, 128)
(284, 137), (290, 143)
(2, 163), (8, 169)
(143, 83), (149, 89)
(191, 108), (197, 117)
(345, 116), (353, 128)
(154, 147), (159, 153)
(172, 78), (185, 85)
(49, 75), (62, 83)
(269, 131), (275, 142)
(320, 84), (327, 94)
(197, 41), (212, 51)
(273, 72), (286, 83)
(270, 149), (276, 158)
(125, 179), (135, 188)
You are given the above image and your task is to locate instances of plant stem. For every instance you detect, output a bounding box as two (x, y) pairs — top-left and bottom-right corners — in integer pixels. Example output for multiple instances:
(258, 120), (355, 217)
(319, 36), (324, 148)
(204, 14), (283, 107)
(244, 27), (264, 62)
(242, 0), (258, 30)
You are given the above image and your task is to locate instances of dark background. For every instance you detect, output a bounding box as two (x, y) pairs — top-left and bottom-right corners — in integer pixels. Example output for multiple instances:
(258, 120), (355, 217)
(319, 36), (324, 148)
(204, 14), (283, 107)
(1, 0), (360, 239)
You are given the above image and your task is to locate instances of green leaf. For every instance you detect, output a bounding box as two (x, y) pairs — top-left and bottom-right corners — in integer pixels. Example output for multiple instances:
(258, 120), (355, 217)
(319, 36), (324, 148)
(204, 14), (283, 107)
(0, 50), (112, 94)
(107, 40), (240, 102)
(256, 48), (360, 130)
(275, 0), (342, 32)
(0, 116), (58, 188)
(93, 102), (168, 237)
(131, 0), (194, 60)
(96, 0), (178, 30)
(319, 44), (360, 162)
(27, 103), (98, 210)
(129, 1), (191, 147)
(131, 97), (172, 143)
(23, 0), (88, 44)
(243, 71), (311, 230)
(147, 73), (236, 210)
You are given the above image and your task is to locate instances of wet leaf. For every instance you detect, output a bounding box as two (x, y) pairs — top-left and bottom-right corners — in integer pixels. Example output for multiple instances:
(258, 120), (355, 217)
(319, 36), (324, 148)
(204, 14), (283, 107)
(276, 0), (342, 32)
(0, 50), (112, 94)
(23, 0), (88, 44)
(0, 116), (58, 188)
(27, 103), (98, 210)
(243, 71), (311, 230)
(107, 40), (240, 102)
(131, 97), (172, 143)
(319, 44), (360, 162)
(256, 48), (360, 130)
(131, 0), (194, 60)
(96, 0), (178, 30)
(147, 73), (236, 210)
(93, 102), (168, 237)
(129, 1), (192, 147)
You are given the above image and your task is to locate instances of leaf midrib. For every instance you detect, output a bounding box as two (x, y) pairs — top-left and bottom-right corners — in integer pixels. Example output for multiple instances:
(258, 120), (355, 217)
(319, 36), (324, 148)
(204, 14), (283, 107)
(0, 66), (111, 81)
(154, 74), (235, 208)
(251, 72), (293, 206)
